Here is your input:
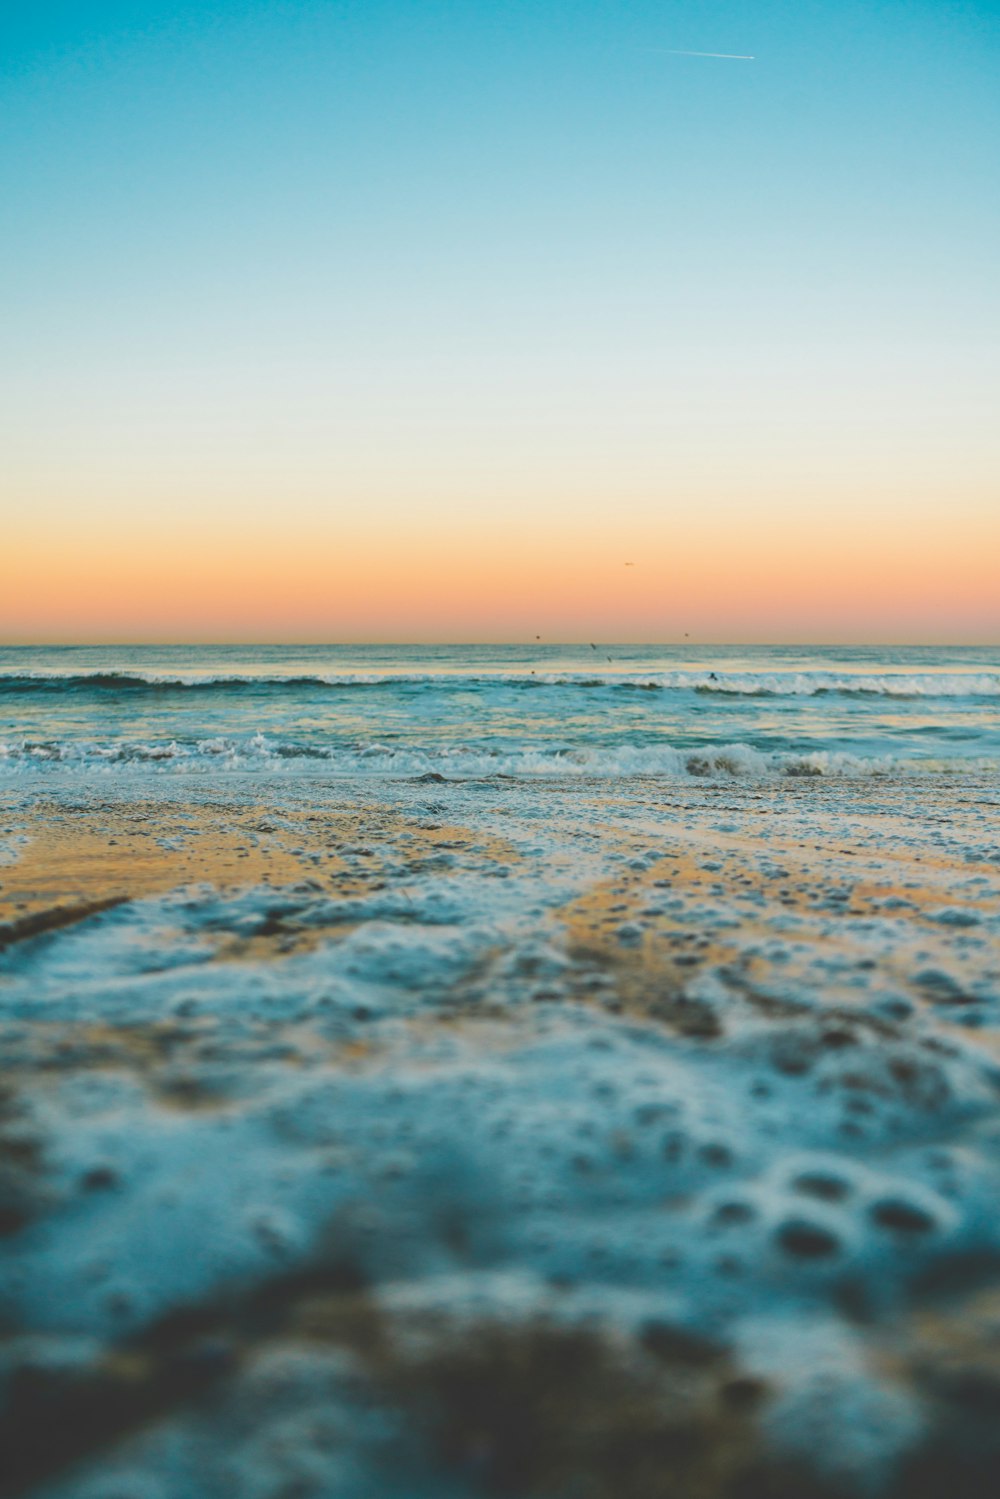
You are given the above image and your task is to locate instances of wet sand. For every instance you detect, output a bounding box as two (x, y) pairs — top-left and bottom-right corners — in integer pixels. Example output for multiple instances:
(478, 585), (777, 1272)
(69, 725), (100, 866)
(3, 776), (1000, 1497)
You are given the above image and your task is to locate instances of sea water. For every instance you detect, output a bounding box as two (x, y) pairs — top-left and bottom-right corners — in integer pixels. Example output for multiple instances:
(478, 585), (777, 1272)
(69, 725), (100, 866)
(2, 643), (1000, 1497)
(2, 642), (999, 779)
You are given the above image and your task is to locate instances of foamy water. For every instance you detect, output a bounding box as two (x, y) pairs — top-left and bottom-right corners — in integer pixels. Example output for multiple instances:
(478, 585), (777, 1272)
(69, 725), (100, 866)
(2, 645), (1000, 1498)
(1, 643), (999, 780)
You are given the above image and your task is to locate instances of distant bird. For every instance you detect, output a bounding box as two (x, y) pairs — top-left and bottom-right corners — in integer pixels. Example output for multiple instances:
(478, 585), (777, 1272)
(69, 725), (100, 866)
(535, 635), (541, 641)
(590, 643), (597, 651)
(624, 562), (635, 567)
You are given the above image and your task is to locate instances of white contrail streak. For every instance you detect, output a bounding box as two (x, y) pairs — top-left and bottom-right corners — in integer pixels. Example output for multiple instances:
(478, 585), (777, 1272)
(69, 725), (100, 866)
(657, 48), (755, 61)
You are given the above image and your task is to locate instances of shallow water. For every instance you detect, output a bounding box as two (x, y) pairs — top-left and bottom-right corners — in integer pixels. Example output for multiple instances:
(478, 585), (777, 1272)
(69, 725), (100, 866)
(2, 643), (999, 778)
(2, 646), (1000, 1497)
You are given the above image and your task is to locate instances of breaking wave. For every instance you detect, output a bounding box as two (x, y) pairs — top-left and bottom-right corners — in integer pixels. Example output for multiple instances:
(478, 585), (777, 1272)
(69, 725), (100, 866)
(1, 668), (998, 699)
(1, 734), (995, 780)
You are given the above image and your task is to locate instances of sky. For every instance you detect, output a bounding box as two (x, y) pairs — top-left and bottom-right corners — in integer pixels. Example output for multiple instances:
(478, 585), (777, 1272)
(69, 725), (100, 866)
(2, 0), (998, 643)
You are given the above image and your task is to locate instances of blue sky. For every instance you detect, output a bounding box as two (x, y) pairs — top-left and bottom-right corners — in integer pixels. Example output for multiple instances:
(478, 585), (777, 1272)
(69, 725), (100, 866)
(6, 1), (997, 354)
(2, 2), (998, 640)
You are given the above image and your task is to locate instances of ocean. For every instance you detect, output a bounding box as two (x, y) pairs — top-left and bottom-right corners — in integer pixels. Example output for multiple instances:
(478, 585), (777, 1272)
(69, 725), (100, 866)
(2, 643), (1000, 1498)
(2, 642), (999, 779)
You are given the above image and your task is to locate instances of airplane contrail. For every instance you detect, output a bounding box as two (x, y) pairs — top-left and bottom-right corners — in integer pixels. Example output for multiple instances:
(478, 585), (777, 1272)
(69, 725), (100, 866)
(657, 48), (755, 61)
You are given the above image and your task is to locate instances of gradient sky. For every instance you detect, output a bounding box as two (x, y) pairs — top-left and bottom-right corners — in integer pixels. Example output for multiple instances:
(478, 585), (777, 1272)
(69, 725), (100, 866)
(2, 0), (998, 642)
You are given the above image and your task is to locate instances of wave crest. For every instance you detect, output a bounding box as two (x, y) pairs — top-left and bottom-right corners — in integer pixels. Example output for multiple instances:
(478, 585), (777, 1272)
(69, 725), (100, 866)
(1, 667), (997, 699)
(1, 734), (995, 780)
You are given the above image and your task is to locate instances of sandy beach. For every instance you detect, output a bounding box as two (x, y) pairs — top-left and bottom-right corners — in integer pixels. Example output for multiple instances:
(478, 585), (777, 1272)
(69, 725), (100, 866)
(3, 755), (1000, 1497)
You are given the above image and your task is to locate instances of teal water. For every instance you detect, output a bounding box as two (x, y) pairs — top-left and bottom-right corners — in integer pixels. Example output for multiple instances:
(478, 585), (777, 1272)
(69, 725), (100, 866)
(1, 643), (998, 778)
(3, 647), (1000, 1495)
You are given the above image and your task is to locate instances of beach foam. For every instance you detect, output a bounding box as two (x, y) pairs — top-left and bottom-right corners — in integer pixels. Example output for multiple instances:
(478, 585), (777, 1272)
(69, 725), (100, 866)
(1, 734), (996, 778)
(2, 649), (1000, 1496)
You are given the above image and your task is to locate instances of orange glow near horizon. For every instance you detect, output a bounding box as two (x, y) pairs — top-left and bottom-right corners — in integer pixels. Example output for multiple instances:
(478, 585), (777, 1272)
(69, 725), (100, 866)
(4, 493), (999, 644)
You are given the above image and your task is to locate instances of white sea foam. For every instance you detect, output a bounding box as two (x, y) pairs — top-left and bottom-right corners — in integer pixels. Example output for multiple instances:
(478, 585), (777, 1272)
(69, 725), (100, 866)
(1, 734), (995, 778)
(1, 667), (999, 697)
(4, 749), (1000, 1495)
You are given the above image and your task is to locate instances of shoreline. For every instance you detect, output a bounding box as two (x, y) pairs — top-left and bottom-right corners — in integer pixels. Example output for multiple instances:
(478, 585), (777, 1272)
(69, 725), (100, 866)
(2, 775), (1000, 1496)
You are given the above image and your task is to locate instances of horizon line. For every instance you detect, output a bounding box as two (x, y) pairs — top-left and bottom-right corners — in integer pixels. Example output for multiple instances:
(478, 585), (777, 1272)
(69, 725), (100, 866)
(2, 640), (999, 651)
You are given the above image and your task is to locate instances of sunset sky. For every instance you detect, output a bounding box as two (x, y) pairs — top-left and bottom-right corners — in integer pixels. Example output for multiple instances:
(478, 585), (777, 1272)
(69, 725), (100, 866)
(2, 0), (998, 642)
